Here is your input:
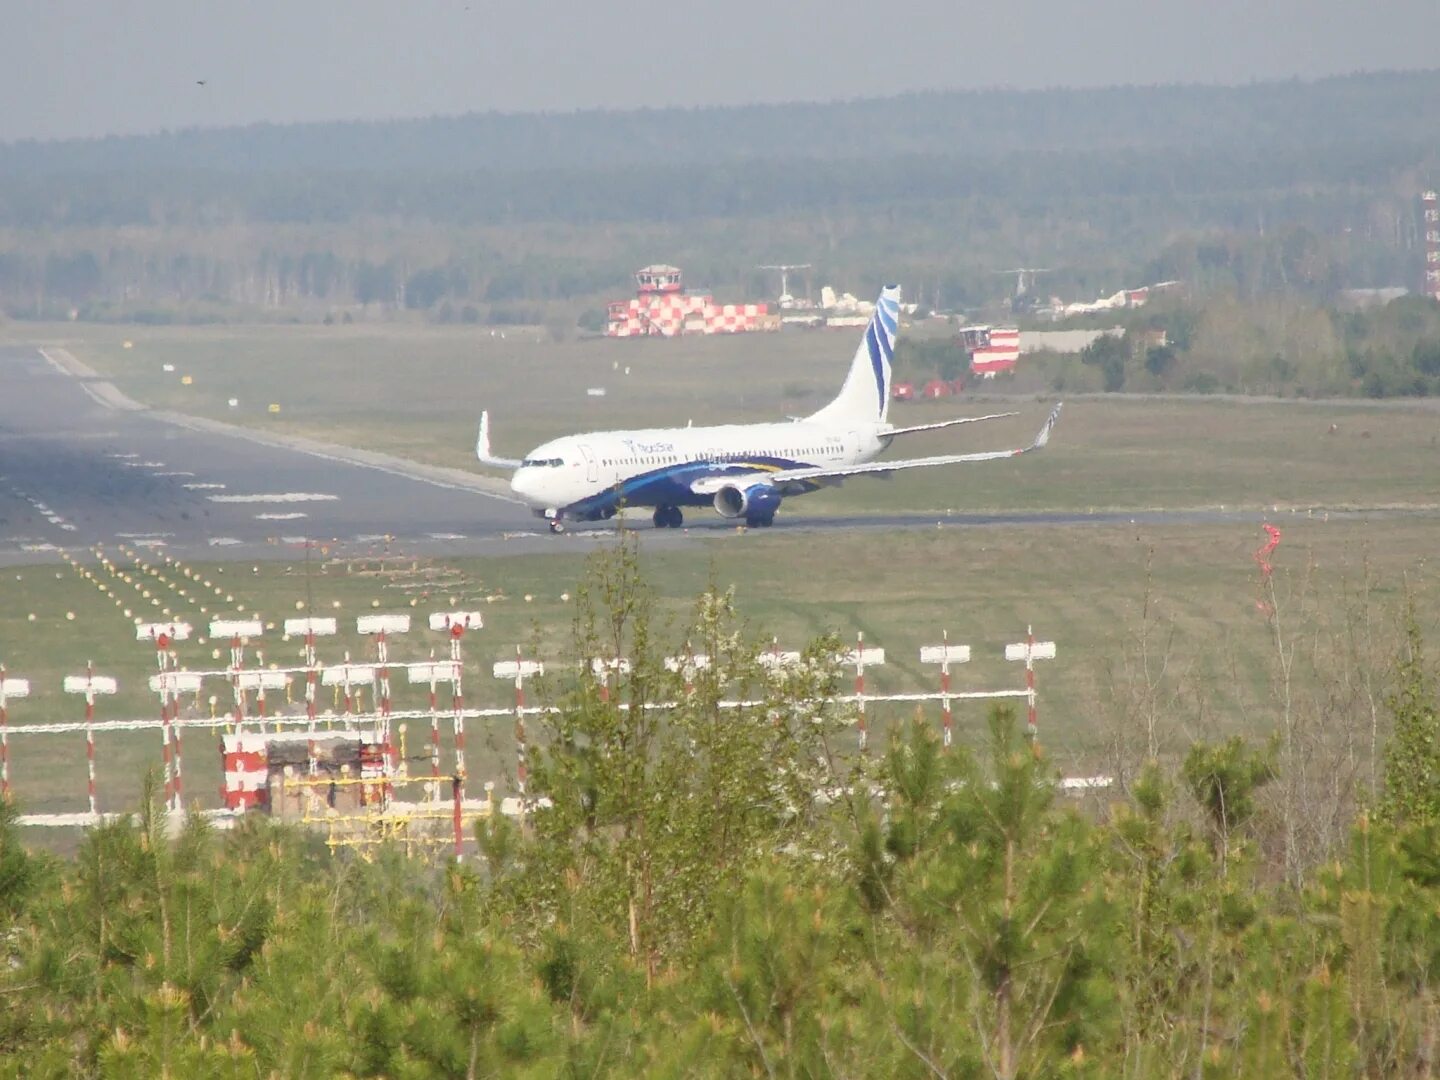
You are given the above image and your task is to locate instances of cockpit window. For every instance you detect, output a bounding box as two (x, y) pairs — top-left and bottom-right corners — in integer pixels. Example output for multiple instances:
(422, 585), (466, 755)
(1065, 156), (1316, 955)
(521, 457), (564, 468)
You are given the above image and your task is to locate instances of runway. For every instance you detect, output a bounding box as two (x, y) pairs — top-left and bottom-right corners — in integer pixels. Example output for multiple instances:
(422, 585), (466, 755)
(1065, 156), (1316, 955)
(1, 344), (1427, 565)
(0, 345), (533, 564)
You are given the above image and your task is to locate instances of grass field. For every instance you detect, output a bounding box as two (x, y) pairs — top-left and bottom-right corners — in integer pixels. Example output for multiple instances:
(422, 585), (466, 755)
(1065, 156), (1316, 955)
(15, 320), (1440, 516)
(2, 516), (1435, 821)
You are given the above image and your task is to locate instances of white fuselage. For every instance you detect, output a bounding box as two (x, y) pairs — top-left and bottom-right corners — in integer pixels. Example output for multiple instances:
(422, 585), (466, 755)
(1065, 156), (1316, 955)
(510, 419), (890, 520)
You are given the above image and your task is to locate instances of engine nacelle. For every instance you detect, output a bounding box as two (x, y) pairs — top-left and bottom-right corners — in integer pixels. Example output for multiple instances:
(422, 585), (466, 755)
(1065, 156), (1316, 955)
(713, 482), (782, 520)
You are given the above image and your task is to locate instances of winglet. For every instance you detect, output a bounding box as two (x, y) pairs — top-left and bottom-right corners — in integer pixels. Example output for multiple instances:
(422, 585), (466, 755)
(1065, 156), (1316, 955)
(477, 411), (493, 461)
(1031, 402), (1063, 450)
(476, 411), (523, 469)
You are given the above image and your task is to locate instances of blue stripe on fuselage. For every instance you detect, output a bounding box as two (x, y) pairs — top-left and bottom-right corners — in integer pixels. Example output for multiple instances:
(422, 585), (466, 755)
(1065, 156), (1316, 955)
(562, 457), (815, 519)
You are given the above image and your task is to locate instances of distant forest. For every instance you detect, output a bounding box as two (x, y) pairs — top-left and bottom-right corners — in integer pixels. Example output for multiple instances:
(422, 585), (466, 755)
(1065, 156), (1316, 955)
(1, 71), (1438, 330)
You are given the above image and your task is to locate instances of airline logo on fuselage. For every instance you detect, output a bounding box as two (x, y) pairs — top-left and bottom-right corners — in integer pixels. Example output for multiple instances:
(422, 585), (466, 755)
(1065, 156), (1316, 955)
(621, 438), (677, 455)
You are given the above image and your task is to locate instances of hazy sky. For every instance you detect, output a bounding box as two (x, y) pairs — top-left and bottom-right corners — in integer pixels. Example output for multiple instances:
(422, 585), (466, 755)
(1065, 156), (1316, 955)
(4, 0), (1439, 142)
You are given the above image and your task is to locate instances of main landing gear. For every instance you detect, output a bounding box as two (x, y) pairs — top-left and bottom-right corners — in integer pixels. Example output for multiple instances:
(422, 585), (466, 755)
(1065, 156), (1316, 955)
(652, 505), (684, 529)
(547, 519), (566, 534)
(744, 512), (775, 528)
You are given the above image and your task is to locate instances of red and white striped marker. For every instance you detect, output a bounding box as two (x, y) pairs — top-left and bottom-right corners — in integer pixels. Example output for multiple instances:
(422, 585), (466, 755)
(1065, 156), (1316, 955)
(63, 664), (117, 817)
(1004, 627), (1056, 739)
(494, 651), (544, 798)
(285, 617), (337, 777)
(759, 638), (802, 672)
(590, 656), (631, 703)
(0, 668), (30, 801)
(408, 656), (460, 800)
(842, 633), (886, 751)
(147, 670), (201, 811)
(663, 651), (711, 694)
(359, 614), (409, 801)
(211, 619), (263, 733)
(920, 634), (971, 748)
(138, 622), (192, 810)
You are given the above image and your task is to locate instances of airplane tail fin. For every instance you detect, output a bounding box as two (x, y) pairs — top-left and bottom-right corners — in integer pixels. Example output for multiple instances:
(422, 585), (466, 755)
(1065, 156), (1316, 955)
(807, 285), (901, 426)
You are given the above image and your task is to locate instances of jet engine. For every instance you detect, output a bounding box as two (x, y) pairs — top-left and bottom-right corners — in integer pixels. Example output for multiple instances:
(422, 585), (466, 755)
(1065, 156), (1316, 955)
(713, 482), (782, 521)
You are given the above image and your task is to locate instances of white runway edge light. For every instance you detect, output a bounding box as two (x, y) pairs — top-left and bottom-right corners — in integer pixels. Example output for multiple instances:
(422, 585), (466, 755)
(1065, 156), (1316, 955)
(321, 663), (377, 686)
(663, 654), (712, 674)
(406, 661), (459, 684)
(920, 644), (972, 666)
(147, 672), (203, 694)
(234, 671), (289, 691)
(282, 617), (338, 637)
(758, 650), (803, 669)
(428, 611), (483, 632)
(1005, 640), (1057, 662)
(493, 659), (544, 680)
(0, 678), (31, 700)
(135, 621), (193, 642)
(63, 674), (119, 695)
(210, 618), (264, 639)
(357, 614), (410, 635)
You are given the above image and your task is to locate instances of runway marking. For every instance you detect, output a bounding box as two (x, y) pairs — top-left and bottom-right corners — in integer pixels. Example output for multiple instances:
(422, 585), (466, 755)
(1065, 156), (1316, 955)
(133, 538), (167, 548)
(210, 493), (337, 504)
(354, 534), (390, 543)
(280, 535), (310, 544)
(122, 461), (167, 469)
(208, 537), (242, 547)
(105, 452), (140, 460)
(117, 532), (174, 540)
(154, 471), (196, 477)
(184, 483), (226, 490)
(255, 512), (308, 521)
(21, 543), (60, 552)
(427, 532), (467, 540)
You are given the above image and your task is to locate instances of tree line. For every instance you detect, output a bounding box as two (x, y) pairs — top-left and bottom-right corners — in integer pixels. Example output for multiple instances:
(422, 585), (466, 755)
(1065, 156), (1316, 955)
(2, 545), (1439, 1075)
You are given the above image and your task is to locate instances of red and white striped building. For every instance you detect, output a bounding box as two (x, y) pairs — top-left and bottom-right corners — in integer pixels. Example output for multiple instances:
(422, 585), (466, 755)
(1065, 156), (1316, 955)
(961, 326), (1021, 377)
(606, 264), (776, 337)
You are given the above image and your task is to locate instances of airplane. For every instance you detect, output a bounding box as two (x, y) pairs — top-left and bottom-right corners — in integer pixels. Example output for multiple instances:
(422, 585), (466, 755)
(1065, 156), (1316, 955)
(477, 285), (1062, 532)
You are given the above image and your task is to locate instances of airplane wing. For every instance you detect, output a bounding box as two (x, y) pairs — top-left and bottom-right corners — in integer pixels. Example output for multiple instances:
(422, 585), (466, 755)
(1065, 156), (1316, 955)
(881, 410), (1017, 437)
(476, 412), (522, 469)
(689, 403), (1062, 495)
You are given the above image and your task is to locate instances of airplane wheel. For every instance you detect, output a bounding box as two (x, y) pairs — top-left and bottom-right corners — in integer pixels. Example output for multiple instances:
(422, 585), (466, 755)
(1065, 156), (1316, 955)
(653, 506), (683, 529)
(668, 507), (684, 528)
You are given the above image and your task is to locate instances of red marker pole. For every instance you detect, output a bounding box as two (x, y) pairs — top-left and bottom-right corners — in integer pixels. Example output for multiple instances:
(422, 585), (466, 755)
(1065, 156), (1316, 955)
(154, 633), (173, 807)
(1004, 629), (1056, 744)
(449, 624), (465, 803)
(1026, 626), (1037, 737)
(84, 663), (97, 817)
(427, 653), (441, 796)
(854, 632), (868, 752)
(941, 632), (953, 749)
(452, 770), (464, 863)
(230, 633), (245, 733)
(305, 626), (318, 776)
(170, 692), (184, 810)
(0, 666), (14, 801)
(377, 630), (393, 782)
(513, 648), (527, 797)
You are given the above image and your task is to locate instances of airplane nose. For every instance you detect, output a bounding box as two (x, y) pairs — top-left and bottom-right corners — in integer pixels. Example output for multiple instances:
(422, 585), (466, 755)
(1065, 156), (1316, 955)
(510, 468), (539, 505)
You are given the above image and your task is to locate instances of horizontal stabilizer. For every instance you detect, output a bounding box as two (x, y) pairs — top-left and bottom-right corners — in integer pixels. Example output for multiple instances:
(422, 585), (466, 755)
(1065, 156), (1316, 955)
(882, 411), (1017, 438)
